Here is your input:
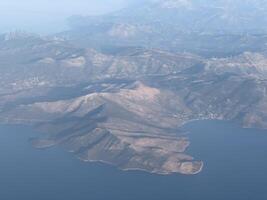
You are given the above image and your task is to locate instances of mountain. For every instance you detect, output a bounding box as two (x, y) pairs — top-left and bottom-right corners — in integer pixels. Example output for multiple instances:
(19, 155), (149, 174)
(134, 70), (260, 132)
(1, 81), (203, 175)
(1, 1), (267, 175)
(63, 0), (267, 56)
(68, 0), (267, 33)
(0, 34), (267, 174)
(0, 34), (201, 96)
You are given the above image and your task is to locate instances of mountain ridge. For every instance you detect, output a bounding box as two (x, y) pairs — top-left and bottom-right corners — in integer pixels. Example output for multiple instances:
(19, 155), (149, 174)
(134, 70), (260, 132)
(1, 4), (267, 175)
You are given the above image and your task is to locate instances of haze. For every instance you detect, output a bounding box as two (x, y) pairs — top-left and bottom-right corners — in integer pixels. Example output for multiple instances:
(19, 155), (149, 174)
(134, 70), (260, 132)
(0, 0), (132, 34)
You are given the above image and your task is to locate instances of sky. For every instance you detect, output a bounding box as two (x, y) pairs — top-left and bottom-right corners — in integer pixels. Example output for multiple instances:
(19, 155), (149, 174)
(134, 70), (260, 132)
(0, 0), (131, 34)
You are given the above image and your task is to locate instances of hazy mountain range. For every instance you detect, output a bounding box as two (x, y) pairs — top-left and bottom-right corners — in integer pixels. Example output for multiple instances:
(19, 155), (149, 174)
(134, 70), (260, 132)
(0, 0), (267, 175)
(69, 0), (267, 33)
(64, 0), (267, 56)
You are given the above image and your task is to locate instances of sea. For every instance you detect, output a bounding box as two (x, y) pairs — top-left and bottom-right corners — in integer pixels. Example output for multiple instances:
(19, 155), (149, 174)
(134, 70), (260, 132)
(0, 120), (267, 200)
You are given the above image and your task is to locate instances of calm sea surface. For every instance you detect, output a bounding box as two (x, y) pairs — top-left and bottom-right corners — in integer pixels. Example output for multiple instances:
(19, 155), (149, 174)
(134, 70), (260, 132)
(0, 120), (267, 200)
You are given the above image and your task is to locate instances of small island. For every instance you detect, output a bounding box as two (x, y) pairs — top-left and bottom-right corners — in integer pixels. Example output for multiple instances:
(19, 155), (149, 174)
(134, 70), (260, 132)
(32, 131), (203, 175)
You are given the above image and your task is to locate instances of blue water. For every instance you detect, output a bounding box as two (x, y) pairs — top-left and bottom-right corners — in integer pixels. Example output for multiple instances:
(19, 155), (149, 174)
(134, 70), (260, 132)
(0, 121), (267, 200)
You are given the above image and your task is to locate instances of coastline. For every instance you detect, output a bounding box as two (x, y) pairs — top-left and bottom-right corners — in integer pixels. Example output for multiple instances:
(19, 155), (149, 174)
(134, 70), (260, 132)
(78, 157), (204, 176)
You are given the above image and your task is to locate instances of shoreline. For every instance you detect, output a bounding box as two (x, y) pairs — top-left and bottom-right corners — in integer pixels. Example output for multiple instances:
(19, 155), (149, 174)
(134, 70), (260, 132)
(79, 157), (204, 176)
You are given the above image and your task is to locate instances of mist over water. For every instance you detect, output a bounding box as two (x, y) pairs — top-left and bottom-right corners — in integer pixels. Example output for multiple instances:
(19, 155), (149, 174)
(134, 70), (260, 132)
(0, 0), (133, 34)
(1, 0), (265, 34)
